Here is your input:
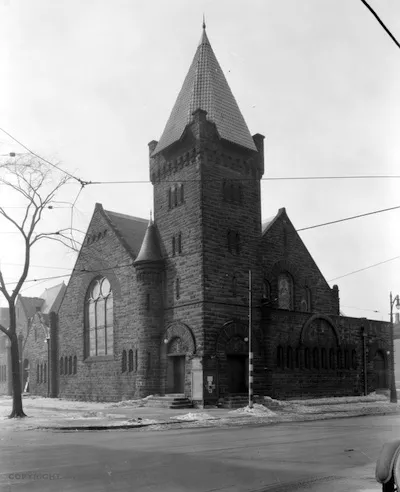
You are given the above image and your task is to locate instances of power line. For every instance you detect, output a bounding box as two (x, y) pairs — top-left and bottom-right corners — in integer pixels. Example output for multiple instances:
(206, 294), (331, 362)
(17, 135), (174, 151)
(86, 174), (400, 185)
(328, 255), (400, 282)
(360, 0), (400, 49)
(297, 205), (400, 232)
(0, 127), (88, 185)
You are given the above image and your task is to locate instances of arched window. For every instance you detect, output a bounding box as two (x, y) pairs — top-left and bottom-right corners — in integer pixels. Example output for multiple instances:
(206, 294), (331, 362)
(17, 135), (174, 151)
(135, 349), (138, 372)
(262, 280), (271, 301)
(85, 277), (114, 357)
(227, 230), (232, 253)
(121, 350), (127, 373)
(351, 349), (357, 370)
(329, 348), (335, 370)
(73, 356), (77, 374)
(337, 349), (342, 369)
(174, 187), (178, 207)
(37, 364), (39, 383)
(232, 276), (237, 297)
(295, 348), (300, 369)
(40, 364), (43, 383)
(278, 273), (293, 310)
(235, 233), (240, 254)
(69, 356), (72, 375)
(176, 278), (180, 299)
(179, 184), (184, 204)
(168, 188), (172, 209)
(300, 287), (311, 312)
(60, 357), (64, 375)
(44, 362), (47, 383)
(286, 346), (293, 369)
(304, 348), (310, 369)
(128, 349), (134, 372)
(172, 236), (176, 256)
(277, 345), (284, 368)
(312, 348), (319, 369)
(321, 348), (327, 369)
(64, 357), (68, 375)
(344, 350), (350, 369)
(178, 232), (182, 254)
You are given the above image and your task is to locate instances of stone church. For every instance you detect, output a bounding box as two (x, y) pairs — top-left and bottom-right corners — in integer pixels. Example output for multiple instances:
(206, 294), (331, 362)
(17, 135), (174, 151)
(32, 27), (392, 405)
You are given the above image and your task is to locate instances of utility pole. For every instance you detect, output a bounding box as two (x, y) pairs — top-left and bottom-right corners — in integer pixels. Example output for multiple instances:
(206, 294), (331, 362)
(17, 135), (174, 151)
(389, 292), (399, 403)
(248, 270), (253, 409)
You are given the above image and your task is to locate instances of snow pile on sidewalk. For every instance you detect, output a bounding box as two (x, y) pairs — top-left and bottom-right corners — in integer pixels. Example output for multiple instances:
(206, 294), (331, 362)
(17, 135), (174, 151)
(230, 404), (276, 416)
(107, 395), (154, 408)
(171, 412), (215, 421)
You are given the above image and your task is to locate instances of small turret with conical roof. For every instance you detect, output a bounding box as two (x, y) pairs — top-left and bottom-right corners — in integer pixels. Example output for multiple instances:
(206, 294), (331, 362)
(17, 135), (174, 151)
(134, 214), (164, 397)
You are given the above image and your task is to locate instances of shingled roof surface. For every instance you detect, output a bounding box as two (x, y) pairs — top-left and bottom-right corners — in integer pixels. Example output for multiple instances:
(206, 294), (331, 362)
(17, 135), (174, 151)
(39, 282), (66, 314)
(103, 209), (148, 257)
(134, 221), (163, 264)
(153, 28), (257, 154)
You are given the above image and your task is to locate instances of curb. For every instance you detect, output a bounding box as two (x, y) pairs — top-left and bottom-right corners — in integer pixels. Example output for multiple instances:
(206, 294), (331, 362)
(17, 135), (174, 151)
(35, 408), (400, 431)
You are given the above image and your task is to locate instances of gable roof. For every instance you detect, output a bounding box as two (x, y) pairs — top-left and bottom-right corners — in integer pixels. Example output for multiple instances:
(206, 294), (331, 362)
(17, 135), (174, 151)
(39, 282), (67, 314)
(99, 205), (148, 259)
(18, 296), (44, 319)
(153, 27), (257, 155)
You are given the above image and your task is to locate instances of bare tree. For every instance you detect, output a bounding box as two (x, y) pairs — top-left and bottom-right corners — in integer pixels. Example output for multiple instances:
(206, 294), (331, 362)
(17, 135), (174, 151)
(0, 159), (71, 418)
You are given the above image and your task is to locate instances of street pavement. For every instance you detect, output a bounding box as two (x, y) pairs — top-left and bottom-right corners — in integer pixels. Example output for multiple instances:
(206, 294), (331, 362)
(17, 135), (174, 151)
(0, 413), (399, 491)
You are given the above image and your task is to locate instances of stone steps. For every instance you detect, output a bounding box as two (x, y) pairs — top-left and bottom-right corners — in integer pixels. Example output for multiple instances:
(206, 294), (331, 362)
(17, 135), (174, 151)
(143, 395), (193, 409)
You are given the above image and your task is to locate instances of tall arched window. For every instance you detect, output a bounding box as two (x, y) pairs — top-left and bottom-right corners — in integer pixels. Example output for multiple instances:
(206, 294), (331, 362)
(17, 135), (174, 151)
(232, 276), (237, 297)
(286, 346), (293, 369)
(312, 348), (319, 369)
(329, 348), (335, 370)
(128, 349), (134, 372)
(85, 277), (114, 357)
(40, 364), (43, 383)
(64, 357), (68, 375)
(179, 184), (184, 203)
(73, 356), (77, 374)
(262, 279), (271, 301)
(321, 348), (327, 369)
(304, 348), (310, 369)
(69, 356), (72, 375)
(300, 287), (311, 312)
(44, 362), (47, 383)
(278, 273), (293, 310)
(277, 345), (284, 368)
(60, 357), (64, 375)
(121, 350), (127, 373)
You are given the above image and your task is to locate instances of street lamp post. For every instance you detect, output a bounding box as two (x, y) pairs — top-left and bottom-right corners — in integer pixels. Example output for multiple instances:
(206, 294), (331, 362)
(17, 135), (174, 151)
(248, 270), (253, 409)
(45, 336), (50, 397)
(389, 292), (399, 403)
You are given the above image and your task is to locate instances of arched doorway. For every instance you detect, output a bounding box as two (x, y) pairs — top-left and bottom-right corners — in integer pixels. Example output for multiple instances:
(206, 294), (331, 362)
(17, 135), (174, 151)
(226, 336), (248, 394)
(373, 350), (388, 389)
(166, 337), (185, 394)
(23, 359), (29, 392)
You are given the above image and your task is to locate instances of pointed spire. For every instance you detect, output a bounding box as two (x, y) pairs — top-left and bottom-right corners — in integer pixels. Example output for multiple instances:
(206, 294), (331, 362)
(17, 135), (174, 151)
(152, 25), (257, 155)
(202, 14), (206, 30)
(134, 219), (163, 265)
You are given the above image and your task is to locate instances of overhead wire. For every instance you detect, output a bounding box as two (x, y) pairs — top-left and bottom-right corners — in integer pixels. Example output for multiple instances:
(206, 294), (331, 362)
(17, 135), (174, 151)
(360, 0), (400, 49)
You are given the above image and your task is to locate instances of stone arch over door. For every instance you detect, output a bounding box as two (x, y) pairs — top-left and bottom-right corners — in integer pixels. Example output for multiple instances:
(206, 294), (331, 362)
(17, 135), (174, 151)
(160, 322), (196, 396)
(215, 321), (262, 396)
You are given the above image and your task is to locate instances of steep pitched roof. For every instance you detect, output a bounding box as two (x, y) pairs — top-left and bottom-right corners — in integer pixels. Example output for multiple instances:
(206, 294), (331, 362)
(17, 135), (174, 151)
(39, 282), (67, 314)
(134, 220), (163, 264)
(153, 27), (257, 154)
(101, 205), (148, 258)
(19, 296), (44, 319)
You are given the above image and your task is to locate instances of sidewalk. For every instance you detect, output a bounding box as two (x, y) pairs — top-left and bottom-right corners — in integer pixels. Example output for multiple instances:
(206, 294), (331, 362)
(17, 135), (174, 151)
(0, 394), (399, 432)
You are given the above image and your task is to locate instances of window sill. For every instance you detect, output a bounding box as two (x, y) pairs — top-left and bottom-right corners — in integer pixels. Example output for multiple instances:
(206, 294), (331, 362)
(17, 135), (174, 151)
(84, 355), (114, 363)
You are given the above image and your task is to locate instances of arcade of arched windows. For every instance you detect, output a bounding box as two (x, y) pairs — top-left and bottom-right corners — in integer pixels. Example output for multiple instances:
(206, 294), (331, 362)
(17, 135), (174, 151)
(276, 345), (358, 372)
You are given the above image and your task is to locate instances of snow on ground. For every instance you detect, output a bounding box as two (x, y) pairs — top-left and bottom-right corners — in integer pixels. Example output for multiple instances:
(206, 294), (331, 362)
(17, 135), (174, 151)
(171, 412), (215, 421)
(230, 404), (276, 416)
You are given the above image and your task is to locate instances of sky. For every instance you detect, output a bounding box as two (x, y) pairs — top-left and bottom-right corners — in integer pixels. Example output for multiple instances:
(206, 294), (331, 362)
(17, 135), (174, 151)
(0, 0), (399, 322)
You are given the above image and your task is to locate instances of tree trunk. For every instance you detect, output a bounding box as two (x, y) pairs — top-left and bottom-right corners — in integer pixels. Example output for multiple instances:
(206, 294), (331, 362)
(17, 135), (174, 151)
(8, 306), (26, 418)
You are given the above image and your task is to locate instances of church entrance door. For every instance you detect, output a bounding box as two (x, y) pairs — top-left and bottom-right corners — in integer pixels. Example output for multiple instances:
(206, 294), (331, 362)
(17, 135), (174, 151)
(373, 350), (387, 389)
(227, 355), (248, 394)
(167, 355), (185, 394)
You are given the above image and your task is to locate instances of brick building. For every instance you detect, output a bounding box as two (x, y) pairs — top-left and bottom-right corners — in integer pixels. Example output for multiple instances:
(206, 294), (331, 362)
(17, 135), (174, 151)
(49, 26), (394, 404)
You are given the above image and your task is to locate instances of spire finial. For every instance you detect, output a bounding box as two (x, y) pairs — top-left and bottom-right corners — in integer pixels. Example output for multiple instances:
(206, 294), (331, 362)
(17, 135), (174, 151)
(202, 14), (206, 30)
(149, 210), (153, 225)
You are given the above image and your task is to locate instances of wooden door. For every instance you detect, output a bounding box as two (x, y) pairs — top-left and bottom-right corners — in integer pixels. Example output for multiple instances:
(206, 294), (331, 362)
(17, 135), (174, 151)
(227, 355), (247, 393)
(173, 356), (185, 393)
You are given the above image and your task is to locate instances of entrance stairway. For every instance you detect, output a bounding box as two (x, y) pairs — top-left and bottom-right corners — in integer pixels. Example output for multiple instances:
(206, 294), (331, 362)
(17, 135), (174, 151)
(144, 394), (194, 409)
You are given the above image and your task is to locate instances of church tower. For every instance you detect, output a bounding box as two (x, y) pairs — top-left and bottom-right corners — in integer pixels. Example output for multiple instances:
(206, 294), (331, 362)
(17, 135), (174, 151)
(149, 24), (264, 402)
